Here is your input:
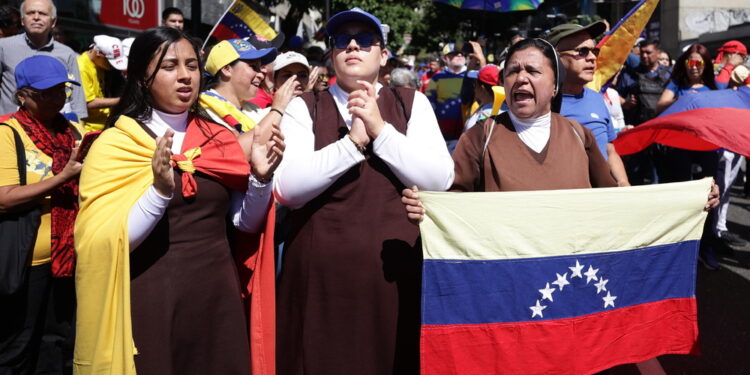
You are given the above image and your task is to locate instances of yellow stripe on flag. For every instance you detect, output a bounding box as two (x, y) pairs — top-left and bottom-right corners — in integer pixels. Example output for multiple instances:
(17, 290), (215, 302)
(586, 0), (660, 92)
(418, 179), (711, 261)
(230, 1), (277, 41)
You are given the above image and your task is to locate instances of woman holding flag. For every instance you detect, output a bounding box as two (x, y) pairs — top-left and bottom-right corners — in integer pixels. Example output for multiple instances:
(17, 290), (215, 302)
(73, 27), (282, 375)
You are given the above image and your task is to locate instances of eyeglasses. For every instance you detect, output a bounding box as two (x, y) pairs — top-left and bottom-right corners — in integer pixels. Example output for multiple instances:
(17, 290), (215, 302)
(28, 85), (69, 101)
(317, 74), (329, 82)
(329, 32), (379, 49)
(684, 59), (704, 69)
(560, 47), (600, 58)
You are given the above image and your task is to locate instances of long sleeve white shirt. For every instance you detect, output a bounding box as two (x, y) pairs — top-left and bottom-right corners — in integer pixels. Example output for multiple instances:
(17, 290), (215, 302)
(273, 83), (454, 209)
(127, 109), (272, 248)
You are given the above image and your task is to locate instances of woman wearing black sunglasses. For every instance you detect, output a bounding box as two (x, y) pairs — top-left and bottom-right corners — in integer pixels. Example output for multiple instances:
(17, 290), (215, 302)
(273, 7), (454, 375)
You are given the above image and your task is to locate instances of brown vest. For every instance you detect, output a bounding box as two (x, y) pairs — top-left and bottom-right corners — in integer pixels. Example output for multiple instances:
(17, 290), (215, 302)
(277, 87), (422, 374)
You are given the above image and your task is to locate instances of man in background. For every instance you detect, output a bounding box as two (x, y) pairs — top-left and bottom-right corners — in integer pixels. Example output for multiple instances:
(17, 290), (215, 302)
(161, 7), (184, 30)
(0, 0), (87, 121)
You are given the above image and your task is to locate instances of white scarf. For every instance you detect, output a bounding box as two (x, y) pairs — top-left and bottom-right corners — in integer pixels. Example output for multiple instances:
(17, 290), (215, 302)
(508, 110), (552, 153)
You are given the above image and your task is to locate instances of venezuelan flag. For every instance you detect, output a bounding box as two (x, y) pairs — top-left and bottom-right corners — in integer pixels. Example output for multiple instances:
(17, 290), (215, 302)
(418, 179), (710, 374)
(586, 0), (660, 93)
(207, 0), (276, 44)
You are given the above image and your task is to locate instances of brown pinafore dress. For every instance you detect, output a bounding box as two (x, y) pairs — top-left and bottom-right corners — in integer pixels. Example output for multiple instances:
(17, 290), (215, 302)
(129, 124), (250, 375)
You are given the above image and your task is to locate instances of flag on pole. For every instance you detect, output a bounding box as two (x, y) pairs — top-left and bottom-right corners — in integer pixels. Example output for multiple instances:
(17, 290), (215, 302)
(204, 0), (277, 48)
(586, 0), (660, 93)
(418, 179), (710, 374)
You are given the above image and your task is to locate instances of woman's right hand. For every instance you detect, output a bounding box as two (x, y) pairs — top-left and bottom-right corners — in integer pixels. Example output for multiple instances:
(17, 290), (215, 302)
(401, 185), (425, 225)
(152, 130), (175, 197)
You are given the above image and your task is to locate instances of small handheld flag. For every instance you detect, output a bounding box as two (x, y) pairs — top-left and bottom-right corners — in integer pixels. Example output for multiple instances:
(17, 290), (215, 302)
(203, 0), (277, 50)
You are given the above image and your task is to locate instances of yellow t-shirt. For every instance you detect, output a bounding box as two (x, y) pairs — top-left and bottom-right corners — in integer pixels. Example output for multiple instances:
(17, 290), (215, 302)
(0, 121), (53, 266)
(77, 53), (109, 132)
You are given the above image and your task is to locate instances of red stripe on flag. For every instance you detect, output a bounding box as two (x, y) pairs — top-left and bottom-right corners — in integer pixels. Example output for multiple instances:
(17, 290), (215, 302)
(613, 108), (750, 156)
(421, 298), (699, 375)
(211, 23), (239, 41)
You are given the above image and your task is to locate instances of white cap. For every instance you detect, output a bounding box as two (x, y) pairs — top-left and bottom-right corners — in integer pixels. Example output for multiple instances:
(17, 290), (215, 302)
(273, 52), (310, 72)
(93, 35), (127, 71)
(122, 37), (135, 58)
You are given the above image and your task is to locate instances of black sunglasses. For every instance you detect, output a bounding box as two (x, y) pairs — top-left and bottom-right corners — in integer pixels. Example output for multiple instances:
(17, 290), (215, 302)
(329, 32), (379, 49)
(560, 47), (600, 58)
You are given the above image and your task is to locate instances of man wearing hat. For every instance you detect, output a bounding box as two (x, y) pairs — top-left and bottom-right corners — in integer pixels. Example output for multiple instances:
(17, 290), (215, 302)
(545, 22), (630, 187)
(274, 7), (453, 374)
(463, 63), (501, 131)
(426, 46), (467, 144)
(273, 51), (310, 97)
(77, 35), (127, 132)
(201, 38), (298, 137)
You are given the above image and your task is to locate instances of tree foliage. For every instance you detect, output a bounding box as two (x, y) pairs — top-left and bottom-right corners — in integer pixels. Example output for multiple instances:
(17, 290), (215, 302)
(276, 0), (471, 56)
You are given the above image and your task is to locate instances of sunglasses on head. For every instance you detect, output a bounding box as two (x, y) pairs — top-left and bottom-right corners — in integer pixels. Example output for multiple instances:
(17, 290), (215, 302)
(561, 47), (600, 58)
(684, 59), (704, 68)
(329, 32), (379, 49)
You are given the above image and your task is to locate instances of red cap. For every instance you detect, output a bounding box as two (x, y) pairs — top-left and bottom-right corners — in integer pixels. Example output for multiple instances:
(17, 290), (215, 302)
(718, 40), (747, 55)
(477, 64), (500, 86)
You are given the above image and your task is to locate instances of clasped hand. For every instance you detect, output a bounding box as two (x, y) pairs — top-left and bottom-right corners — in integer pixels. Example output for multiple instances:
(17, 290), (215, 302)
(346, 80), (384, 147)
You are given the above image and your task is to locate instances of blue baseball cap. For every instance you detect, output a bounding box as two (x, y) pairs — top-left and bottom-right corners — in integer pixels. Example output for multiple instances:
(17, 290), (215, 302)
(205, 39), (277, 76)
(15, 55), (80, 90)
(326, 8), (385, 43)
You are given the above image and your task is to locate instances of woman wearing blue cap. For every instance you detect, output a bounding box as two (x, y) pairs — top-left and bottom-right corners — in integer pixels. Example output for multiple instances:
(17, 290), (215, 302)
(274, 7), (454, 374)
(0, 55), (82, 374)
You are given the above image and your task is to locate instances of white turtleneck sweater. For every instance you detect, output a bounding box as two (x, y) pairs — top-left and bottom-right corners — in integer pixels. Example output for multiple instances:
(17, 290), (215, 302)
(508, 110), (552, 153)
(127, 109), (273, 248)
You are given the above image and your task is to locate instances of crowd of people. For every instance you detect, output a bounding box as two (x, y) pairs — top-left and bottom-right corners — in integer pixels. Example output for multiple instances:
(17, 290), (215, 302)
(0, 1), (744, 374)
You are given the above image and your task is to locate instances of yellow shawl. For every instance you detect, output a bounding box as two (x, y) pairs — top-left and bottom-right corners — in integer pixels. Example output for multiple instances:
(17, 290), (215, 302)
(73, 116), (153, 375)
(199, 92), (257, 133)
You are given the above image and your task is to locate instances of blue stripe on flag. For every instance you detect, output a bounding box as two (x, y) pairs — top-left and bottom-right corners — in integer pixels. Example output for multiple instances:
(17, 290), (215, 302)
(422, 240), (698, 325)
(219, 11), (256, 39)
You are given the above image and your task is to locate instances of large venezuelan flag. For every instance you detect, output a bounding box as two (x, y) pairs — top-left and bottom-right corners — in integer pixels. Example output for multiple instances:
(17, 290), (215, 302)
(205, 0), (276, 45)
(418, 179), (711, 374)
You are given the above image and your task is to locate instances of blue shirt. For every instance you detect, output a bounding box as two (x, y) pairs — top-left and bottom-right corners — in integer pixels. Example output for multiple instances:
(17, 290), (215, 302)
(561, 87), (616, 159)
(664, 81), (712, 100)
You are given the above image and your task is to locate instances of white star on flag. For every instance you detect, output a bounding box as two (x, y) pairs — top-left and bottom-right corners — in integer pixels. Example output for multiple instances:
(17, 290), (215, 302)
(584, 265), (599, 284)
(552, 272), (570, 291)
(603, 291), (617, 308)
(530, 299), (547, 318)
(539, 282), (555, 302)
(594, 278), (608, 294)
(569, 260), (584, 278)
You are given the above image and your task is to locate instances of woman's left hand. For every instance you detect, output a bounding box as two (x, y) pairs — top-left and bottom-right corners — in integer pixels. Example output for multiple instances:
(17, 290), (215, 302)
(347, 80), (384, 139)
(249, 120), (285, 181)
(705, 182), (720, 211)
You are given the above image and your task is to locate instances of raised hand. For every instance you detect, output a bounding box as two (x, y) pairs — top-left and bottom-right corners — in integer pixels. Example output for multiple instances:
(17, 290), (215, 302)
(307, 66), (322, 93)
(153, 129), (175, 197)
(272, 74), (298, 112)
(249, 120), (285, 181)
